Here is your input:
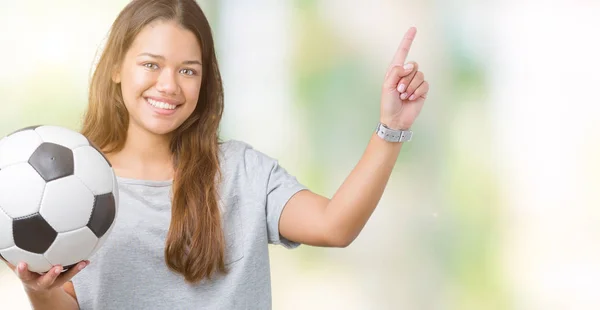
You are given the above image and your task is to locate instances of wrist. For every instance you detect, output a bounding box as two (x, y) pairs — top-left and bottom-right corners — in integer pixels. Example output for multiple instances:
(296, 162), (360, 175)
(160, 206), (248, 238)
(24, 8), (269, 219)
(375, 122), (413, 143)
(379, 119), (410, 131)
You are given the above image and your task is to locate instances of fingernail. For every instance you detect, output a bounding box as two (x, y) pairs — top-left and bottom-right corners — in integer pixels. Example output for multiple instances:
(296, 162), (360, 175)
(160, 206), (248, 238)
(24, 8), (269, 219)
(18, 263), (25, 271)
(409, 94), (415, 100)
(397, 84), (406, 93)
(401, 93), (408, 100)
(78, 262), (86, 270)
(404, 63), (414, 70)
(55, 267), (61, 274)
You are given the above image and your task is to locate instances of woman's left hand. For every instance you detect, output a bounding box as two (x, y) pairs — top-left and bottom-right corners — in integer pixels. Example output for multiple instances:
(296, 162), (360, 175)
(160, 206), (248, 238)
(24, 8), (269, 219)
(380, 27), (429, 130)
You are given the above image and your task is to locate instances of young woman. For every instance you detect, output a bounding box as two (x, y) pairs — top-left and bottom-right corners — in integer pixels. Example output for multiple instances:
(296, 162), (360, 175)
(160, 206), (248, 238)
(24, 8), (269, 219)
(2, 0), (429, 309)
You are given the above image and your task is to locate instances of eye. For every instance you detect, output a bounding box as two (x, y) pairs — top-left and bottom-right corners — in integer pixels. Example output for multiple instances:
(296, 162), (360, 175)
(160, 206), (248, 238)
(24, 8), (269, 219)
(143, 63), (159, 70)
(180, 68), (196, 76)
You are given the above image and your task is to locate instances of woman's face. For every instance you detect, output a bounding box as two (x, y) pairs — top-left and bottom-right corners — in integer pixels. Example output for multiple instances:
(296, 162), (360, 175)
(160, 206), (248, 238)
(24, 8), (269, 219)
(114, 19), (203, 136)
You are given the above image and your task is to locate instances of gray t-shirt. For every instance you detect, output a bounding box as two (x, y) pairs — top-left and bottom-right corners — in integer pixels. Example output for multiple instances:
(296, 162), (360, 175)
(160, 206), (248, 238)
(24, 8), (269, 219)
(72, 140), (307, 310)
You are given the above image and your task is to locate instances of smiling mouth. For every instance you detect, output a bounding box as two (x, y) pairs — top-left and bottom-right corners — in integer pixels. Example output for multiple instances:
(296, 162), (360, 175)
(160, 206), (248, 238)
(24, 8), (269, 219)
(146, 98), (179, 110)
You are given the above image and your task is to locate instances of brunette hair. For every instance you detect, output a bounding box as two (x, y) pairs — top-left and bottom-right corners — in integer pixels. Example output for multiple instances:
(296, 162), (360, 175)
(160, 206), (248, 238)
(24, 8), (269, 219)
(81, 0), (225, 283)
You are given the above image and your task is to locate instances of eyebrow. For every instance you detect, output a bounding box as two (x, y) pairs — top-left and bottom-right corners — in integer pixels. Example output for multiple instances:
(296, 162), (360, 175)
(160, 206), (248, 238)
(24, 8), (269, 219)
(138, 52), (202, 66)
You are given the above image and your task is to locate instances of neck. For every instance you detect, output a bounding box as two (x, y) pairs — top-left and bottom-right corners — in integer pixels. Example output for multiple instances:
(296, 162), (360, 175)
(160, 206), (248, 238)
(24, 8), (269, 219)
(108, 124), (174, 181)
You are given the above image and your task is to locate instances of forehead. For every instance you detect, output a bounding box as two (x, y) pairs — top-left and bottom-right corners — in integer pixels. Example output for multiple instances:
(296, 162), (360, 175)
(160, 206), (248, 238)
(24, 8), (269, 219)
(128, 20), (202, 60)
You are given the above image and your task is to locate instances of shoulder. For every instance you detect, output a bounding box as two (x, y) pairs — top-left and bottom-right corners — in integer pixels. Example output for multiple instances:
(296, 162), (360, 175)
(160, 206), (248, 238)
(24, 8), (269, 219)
(217, 139), (279, 199)
(218, 139), (277, 170)
(218, 139), (253, 158)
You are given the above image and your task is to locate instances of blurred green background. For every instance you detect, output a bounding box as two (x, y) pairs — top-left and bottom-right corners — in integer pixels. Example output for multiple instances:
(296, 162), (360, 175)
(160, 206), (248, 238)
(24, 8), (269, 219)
(1, 1), (599, 309)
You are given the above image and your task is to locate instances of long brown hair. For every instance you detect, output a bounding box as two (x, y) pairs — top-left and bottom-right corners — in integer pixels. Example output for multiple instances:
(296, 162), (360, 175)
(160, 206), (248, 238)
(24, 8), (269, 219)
(81, 0), (226, 283)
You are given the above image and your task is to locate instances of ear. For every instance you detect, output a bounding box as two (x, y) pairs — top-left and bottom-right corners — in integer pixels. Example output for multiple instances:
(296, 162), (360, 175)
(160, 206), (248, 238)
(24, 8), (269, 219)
(111, 65), (121, 84)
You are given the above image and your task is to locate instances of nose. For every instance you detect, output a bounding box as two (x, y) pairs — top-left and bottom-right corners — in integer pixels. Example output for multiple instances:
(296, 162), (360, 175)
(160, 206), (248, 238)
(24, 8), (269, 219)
(155, 69), (179, 95)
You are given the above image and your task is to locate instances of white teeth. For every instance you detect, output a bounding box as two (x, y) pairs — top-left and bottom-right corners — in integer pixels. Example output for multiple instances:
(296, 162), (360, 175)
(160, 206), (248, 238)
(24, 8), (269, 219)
(147, 98), (177, 110)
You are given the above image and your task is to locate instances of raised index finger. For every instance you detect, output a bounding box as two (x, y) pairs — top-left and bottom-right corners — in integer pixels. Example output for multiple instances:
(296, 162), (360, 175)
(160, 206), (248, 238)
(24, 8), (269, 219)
(390, 27), (417, 66)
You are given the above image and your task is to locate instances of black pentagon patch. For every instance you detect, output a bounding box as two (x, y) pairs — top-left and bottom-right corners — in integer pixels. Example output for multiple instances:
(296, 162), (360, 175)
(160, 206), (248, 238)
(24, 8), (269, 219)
(87, 193), (116, 238)
(7, 125), (42, 137)
(28, 142), (74, 182)
(13, 213), (58, 254)
(86, 138), (112, 167)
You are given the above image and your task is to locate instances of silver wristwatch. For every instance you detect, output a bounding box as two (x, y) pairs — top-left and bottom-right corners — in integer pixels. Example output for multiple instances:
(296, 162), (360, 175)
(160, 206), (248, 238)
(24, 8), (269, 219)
(375, 122), (413, 142)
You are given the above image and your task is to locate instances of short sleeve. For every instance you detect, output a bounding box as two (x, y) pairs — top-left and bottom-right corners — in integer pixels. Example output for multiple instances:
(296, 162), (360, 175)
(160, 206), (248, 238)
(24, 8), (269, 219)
(264, 160), (307, 249)
(238, 142), (307, 249)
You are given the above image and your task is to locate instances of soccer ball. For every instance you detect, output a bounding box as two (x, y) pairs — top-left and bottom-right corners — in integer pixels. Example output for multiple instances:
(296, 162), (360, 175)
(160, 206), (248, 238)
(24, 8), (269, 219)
(0, 125), (118, 273)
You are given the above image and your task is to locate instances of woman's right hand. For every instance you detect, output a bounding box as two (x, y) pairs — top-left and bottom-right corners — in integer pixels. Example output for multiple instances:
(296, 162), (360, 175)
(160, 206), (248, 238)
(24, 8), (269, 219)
(1, 258), (88, 296)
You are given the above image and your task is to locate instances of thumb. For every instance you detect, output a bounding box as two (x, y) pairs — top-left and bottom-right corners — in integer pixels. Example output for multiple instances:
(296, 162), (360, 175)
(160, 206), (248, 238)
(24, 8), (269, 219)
(383, 63), (414, 90)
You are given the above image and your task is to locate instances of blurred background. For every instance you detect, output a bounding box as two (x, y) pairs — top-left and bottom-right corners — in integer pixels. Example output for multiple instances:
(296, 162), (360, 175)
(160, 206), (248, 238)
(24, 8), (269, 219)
(1, 0), (599, 309)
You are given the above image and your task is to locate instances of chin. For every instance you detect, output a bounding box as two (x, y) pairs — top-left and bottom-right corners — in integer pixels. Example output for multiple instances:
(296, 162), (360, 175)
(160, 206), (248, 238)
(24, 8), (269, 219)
(140, 120), (182, 136)
(148, 125), (180, 136)
(148, 127), (176, 136)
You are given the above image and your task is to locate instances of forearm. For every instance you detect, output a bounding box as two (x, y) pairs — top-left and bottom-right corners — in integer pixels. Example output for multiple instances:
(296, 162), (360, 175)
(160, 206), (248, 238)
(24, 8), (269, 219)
(26, 287), (79, 310)
(325, 133), (403, 246)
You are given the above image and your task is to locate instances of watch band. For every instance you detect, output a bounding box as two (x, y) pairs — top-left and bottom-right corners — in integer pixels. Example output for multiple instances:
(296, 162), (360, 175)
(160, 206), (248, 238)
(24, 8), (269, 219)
(375, 122), (412, 142)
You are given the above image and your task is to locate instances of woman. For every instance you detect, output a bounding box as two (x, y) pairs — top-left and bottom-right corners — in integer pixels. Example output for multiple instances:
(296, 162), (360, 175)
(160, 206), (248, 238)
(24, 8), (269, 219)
(2, 0), (429, 309)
